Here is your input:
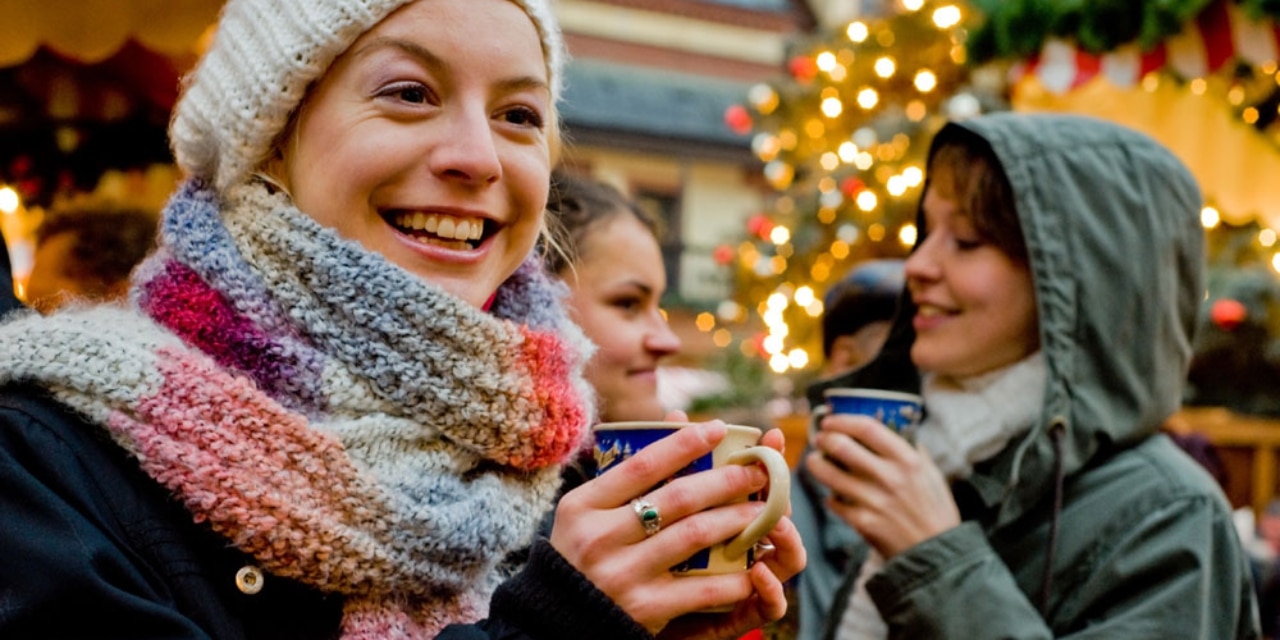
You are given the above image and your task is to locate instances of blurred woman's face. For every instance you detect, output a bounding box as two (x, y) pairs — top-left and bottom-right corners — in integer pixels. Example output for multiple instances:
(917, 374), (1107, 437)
(905, 183), (1039, 378)
(276, 0), (552, 307)
(563, 214), (681, 422)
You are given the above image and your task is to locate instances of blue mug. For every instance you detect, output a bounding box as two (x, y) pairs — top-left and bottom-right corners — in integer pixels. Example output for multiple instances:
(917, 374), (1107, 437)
(823, 388), (923, 438)
(592, 421), (790, 577)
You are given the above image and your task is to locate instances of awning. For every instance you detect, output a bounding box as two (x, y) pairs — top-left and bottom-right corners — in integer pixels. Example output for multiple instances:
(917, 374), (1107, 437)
(998, 0), (1280, 229)
(0, 0), (219, 67)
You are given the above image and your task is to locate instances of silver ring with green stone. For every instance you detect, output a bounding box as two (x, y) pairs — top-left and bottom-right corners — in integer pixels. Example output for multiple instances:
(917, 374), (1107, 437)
(632, 498), (662, 537)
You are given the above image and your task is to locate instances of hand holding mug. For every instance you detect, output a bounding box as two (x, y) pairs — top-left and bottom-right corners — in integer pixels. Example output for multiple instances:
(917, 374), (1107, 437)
(806, 411), (959, 558)
(550, 420), (805, 637)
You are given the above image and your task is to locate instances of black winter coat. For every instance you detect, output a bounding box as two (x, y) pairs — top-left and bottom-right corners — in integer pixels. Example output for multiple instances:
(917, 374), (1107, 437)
(0, 383), (647, 640)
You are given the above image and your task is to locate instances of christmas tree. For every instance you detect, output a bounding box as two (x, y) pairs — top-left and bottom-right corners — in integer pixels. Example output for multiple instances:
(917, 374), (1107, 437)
(712, 0), (999, 395)
(705, 0), (1280, 417)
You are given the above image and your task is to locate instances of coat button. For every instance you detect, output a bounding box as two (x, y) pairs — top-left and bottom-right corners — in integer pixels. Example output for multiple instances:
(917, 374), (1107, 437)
(235, 565), (264, 595)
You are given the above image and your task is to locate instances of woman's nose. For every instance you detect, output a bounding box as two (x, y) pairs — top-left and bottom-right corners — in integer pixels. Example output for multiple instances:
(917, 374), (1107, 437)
(645, 318), (681, 357)
(429, 109), (502, 185)
(904, 234), (939, 283)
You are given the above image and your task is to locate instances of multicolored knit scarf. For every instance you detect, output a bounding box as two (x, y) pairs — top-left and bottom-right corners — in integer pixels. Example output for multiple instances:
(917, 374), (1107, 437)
(0, 180), (595, 638)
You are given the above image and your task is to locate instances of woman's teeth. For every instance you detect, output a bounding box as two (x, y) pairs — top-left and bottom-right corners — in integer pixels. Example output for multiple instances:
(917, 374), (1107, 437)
(393, 212), (485, 249)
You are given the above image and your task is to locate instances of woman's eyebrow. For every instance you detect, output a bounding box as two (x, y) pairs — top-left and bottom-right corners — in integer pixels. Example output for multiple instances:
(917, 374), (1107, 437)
(351, 36), (549, 95)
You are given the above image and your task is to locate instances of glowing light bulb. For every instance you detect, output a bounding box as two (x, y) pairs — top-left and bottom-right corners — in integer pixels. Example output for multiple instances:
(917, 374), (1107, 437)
(695, 312), (716, 332)
(857, 87), (879, 110)
(0, 187), (19, 215)
(748, 84), (779, 115)
(874, 56), (896, 78)
(816, 51), (837, 72)
(1200, 206), (1220, 228)
(887, 175), (907, 196)
(846, 21), (868, 43)
(822, 96), (843, 118)
(914, 70), (938, 93)
(788, 348), (810, 369)
(712, 329), (732, 348)
(856, 191), (878, 212)
(838, 141), (858, 163)
(769, 354), (790, 373)
(932, 5), (962, 28)
(752, 133), (781, 162)
(795, 286), (815, 307)
(903, 166), (924, 186)
(763, 335), (785, 356)
(899, 223), (918, 246)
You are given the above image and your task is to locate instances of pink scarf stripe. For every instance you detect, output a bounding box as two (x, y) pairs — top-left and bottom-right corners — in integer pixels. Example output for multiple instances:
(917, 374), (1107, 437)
(340, 591), (485, 640)
(139, 258), (326, 413)
(107, 347), (397, 592)
(499, 328), (589, 470)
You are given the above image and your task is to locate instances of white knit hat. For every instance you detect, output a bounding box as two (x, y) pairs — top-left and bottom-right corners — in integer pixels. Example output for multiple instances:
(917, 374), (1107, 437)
(170, 0), (565, 196)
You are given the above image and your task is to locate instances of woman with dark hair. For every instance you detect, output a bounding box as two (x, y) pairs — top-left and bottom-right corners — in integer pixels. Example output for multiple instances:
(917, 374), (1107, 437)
(545, 170), (681, 423)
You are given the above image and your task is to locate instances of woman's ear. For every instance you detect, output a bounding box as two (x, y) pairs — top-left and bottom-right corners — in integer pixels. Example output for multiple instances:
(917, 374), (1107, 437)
(827, 335), (861, 374)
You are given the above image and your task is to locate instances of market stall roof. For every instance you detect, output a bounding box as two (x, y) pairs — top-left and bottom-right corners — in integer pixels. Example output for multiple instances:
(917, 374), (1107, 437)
(1012, 1), (1280, 94)
(0, 0), (218, 67)
(974, 0), (1280, 230)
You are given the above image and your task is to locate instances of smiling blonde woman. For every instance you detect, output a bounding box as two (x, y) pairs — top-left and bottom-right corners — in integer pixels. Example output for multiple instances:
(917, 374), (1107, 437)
(0, 0), (803, 638)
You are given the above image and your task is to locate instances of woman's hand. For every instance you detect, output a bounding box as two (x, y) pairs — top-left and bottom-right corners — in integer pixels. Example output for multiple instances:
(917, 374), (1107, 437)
(550, 421), (805, 637)
(805, 413), (959, 558)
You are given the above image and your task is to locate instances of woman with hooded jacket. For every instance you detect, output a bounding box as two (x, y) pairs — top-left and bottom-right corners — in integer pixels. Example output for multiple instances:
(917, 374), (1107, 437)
(802, 112), (1259, 638)
(0, 0), (804, 638)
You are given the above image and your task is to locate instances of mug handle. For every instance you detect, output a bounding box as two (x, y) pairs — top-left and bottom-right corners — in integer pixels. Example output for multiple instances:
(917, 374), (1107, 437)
(721, 446), (791, 560)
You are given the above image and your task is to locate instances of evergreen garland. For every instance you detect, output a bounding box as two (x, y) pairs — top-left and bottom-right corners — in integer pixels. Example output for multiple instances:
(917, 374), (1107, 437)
(968, 0), (1280, 64)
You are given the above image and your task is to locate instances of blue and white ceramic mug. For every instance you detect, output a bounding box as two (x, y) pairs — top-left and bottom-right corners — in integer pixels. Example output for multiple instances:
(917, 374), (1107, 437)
(592, 421), (790, 576)
(823, 387), (923, 439)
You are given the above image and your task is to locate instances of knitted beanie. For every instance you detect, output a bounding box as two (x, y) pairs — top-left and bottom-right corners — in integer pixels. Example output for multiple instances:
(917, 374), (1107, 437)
(171, 0), (565, 196)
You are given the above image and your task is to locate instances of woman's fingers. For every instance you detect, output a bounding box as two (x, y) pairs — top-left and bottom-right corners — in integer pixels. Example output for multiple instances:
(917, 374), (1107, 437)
(810, 427), (888, 483)
(820, 413), (915, 461)
(748, 559), (788, 622)
(759, 427), (785, 453)
(552, 418), (800, 634)
(570, 421), (727, 509)
(641, 499), (771, 570)
(653, 563), (788, 640)
(753, 516), (806, 583)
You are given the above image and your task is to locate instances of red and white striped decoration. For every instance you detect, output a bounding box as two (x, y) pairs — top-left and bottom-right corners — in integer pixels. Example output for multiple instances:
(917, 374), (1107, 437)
(1014, 0), (1280, 93)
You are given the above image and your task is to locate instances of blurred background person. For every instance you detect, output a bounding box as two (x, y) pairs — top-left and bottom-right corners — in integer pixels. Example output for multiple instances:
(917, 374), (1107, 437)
(819, 259), (905, 379)
(24, 204), (157, 314)
(546, 169), (786, 640)
(546, 169), (681, 423)
(786, 258), (905, 640)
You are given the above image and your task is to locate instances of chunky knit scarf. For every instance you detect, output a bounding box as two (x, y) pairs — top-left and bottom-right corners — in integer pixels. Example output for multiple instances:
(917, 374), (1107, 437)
(0, 180), (595, 638)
